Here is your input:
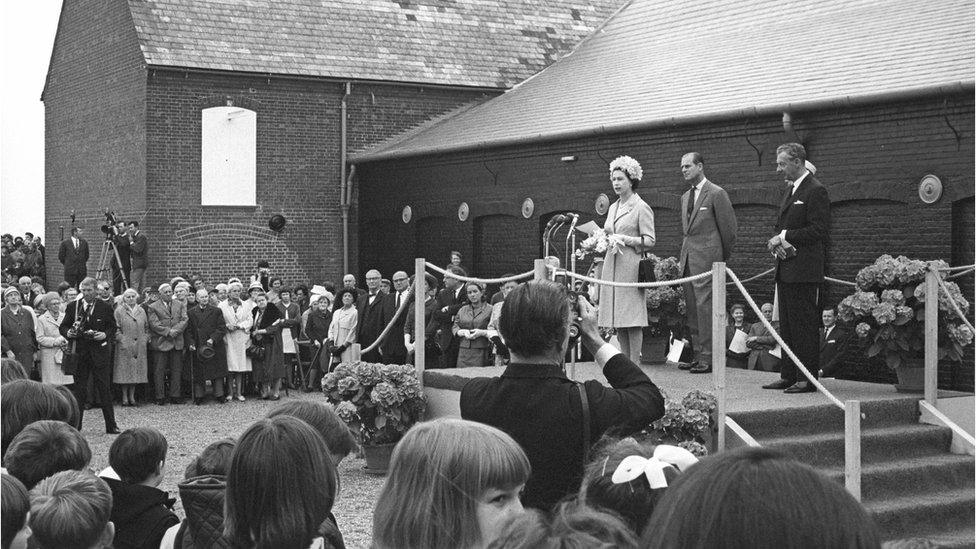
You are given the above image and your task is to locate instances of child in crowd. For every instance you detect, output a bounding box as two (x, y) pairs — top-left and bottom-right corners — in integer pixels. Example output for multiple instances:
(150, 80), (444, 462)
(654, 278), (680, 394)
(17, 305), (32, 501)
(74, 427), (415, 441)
(487, 502), (638, 549)
(640, 446), (881, 548)
(224, 416), (341, 549)
(578, 438), (698, 536)
(2, 473), (31, 549)
(0, 358), (27, 384)
(102, 427), (179, 549)
(373, 418), (531, 549)
(28, 470), (115, 549)
(159, 438), (237, 549)
(1, 379), (78, 455)
(4, 420), (92, 490)
(266, 400), (358, 465)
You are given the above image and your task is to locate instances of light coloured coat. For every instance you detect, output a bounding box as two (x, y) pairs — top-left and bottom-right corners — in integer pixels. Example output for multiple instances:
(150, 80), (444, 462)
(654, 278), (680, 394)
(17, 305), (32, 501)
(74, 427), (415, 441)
(599, 193), (655, 328)
(114, 304), (149, 383)
(147, 298), (188, 351)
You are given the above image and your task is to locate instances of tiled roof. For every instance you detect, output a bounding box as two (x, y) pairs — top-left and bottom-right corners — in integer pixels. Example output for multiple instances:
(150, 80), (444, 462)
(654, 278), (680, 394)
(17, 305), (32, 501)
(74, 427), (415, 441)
(126, 0), (626, 88)
(352, 0), (976, 162)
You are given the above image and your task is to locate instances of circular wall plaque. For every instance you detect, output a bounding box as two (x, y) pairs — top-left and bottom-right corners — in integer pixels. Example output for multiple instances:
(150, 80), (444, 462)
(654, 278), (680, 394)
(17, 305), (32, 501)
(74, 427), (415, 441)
(595, 193), (610, 215)
(458, 202), (469, 221)
(521, 197), (535, 219)
(401, 205), (412, 224)
(918, 175), (943, 204)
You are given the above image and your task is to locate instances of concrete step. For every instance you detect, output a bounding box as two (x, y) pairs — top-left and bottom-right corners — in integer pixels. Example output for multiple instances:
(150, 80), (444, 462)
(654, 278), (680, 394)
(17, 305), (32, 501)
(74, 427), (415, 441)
(864, 487), (975, 543)
(758, 423), (953, 468)
(822, 453), (975, 501)
(728, 398), (920, 439)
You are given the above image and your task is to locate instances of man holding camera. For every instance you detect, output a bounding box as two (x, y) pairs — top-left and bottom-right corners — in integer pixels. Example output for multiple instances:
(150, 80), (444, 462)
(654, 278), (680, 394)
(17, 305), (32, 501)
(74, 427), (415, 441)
(460, 281), (665, 511)
(60, 277), (120, 434)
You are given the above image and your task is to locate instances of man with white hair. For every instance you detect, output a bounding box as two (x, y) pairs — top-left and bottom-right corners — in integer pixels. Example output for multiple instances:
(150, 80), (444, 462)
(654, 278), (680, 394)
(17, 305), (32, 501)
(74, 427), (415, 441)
(380, 270), (411, 364)
(356, 269), (391, 363)
(17, 276), (38, 307)
(186, 288), (227, 405)
(147, 283), (188, 405)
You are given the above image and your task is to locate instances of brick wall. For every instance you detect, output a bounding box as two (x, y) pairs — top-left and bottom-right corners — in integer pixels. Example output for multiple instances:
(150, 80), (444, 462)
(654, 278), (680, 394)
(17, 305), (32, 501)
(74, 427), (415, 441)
(356, 93), (975, 390)
(43, 0), (147, 285)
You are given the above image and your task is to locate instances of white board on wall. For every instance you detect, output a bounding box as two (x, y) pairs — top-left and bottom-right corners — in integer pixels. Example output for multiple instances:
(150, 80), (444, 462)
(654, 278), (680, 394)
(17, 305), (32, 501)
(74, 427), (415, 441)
(201, 106), (256, 206)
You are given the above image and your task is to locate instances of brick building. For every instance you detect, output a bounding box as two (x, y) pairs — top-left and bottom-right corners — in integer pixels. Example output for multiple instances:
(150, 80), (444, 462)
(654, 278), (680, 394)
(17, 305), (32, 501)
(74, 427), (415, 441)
(351, 0), (975, 389)
(43, 0), (624, 287)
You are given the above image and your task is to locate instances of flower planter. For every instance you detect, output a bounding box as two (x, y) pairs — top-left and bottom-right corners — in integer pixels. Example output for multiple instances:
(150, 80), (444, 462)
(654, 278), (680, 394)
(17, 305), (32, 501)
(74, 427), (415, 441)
(894, 358), (925, 393)
(363, 442), (397, 475)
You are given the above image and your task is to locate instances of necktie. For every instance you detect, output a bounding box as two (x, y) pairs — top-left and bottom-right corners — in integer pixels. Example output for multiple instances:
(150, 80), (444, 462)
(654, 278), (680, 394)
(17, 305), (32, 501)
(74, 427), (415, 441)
(686, 185), (696, 221)
(395, 292), (401, 309)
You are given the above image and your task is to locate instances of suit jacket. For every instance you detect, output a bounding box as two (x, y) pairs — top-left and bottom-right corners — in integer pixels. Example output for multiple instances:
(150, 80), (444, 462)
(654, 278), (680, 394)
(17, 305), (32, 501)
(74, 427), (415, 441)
(460, 354), (665, 511)
(147, 299), (189, 351)
(819, 324), (849, 377)
(128, 231), (148, 270)
(111, 234), (131, 271)
(746, 320), (781, 371)
(58, 237), (90, 278)
(185, 305), (227, 380)
(452, 303), (492, 349)
(356, 292), (391, 349)
(679, 179), (737, 275)
(432, 286), (465, 350)
(381, 290), (410, 358)
(59, 298), (117, 350)
(775, 174), (830, 283)
(404, 295), (438, 342)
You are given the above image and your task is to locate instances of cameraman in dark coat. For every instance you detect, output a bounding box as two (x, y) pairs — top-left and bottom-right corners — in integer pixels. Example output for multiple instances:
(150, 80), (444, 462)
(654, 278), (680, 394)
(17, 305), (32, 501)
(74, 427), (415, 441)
(186, 288), (227, 404)
(460, 281), (664, 511)
(60, 277), (120, 434)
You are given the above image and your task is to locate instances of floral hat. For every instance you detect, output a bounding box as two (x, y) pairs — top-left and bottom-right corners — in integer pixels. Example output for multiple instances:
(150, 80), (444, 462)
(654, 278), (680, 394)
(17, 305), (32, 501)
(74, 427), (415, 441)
(610, 155), (643, 182)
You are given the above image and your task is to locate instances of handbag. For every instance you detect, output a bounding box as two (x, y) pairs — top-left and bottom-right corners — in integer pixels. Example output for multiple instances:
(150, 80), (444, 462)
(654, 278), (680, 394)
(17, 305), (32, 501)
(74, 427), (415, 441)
(61, 341), (79, 376)
(637, 253), (656, 283)
(246, 342), (265, 360)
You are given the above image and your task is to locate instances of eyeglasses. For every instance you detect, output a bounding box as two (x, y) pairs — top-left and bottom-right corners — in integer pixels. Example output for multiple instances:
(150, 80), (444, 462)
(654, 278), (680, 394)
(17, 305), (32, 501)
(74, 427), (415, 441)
(392, 278), (408, 283)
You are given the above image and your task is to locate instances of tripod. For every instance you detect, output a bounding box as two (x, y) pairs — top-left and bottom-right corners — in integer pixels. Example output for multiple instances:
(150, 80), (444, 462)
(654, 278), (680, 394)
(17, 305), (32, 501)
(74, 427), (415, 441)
(95, 236), (129, 292)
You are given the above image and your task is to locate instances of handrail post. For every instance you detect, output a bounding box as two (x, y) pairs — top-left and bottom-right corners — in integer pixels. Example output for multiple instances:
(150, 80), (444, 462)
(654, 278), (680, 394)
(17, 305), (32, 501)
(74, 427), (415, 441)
(350, 343), (362, 362)
(924, 264), (939, 406)
(414, 257), (426, 387)
(712, 262), (727, 452)
(534, 259), (547, 281)
(844, 399), (862, 501)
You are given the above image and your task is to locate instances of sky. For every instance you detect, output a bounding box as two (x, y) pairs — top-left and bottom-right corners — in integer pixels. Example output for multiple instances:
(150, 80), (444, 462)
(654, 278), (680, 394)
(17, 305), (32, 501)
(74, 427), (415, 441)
(0, 1), (62, 237)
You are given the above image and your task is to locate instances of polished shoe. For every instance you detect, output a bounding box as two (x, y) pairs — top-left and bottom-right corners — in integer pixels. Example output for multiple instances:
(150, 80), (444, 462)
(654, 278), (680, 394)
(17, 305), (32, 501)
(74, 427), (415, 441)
(193, 398), (204, 406)
(677, 361), (696, 371)
(784, 382), (817, 394)
(762, 380), (793, 390)
(106, 427), (121, 435)
(269, 394), (281, 401)
(170, 397), (186, 405)
(155, 399), (168, 406)
(689, 363), (712, 374)
(236, 395), (245, 402)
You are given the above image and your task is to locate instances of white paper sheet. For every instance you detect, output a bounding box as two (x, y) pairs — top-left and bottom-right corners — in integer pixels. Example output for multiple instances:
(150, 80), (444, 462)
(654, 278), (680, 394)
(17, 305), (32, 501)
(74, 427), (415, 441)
(576, 221), (600, 234)
(729, 329), (749, 353)
(769, 344), (782, 358)
(666, 338), (685, 363)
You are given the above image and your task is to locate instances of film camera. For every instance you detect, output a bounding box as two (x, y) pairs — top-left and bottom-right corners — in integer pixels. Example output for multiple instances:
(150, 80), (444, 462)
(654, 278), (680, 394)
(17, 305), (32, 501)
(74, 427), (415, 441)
(566, 289), (591, 342)
(100, 210), (123, 238)
(66, 318), (98, 341)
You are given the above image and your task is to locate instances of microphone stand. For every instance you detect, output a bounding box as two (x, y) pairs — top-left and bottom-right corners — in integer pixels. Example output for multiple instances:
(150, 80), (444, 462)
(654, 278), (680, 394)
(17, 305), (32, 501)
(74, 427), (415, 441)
(564, 213), (581, 381)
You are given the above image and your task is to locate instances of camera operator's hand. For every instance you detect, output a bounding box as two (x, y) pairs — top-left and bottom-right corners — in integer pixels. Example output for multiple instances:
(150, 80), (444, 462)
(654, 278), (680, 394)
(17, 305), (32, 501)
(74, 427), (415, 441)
(577, 297), (603, 353)
(92, 331), (107, 341)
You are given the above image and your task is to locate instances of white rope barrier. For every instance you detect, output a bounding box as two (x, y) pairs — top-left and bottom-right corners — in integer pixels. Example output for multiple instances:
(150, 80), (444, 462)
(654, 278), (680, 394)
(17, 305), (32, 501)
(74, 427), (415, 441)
(556, 268), (712, 288)
(729, 268), (774, 285)
(947, 267), (975, 280)
(424, 262), (535, 285)
(360, 286), (416, 355)
(726, 267), (846, 411)
(935, 275), (976, 333)
(825, 276), (857, 287)
(940, 264), (976, 272)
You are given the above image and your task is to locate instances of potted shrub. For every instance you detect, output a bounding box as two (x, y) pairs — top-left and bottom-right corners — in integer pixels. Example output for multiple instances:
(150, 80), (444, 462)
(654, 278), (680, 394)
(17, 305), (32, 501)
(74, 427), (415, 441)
(324, 361), (427, 473)
(837, 255), (973, 392)
(644, 255), (688, 362)
(640, 389), (716, 457)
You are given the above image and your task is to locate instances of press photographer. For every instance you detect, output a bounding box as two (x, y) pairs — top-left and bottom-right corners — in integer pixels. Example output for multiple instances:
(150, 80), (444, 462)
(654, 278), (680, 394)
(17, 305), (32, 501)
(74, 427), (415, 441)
(459, 280), (665, 511)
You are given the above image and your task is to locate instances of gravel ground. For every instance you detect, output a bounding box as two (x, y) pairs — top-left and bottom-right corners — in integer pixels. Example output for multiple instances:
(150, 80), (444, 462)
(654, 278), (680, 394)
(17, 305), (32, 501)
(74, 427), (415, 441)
(80, 391), (383, 549)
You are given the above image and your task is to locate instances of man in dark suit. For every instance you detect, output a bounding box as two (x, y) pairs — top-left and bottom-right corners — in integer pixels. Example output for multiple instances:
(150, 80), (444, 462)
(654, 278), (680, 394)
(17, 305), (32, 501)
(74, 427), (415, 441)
(431, 265), (466, 368)
(460, 281), (664, 511)
(404, 273), (441, 366)
(127, 221), (148, 294)
(16, 276), (39, 309)
(59, 277), (120, 434)
(58, 227), (90, 287)
(678, 152), (738, 374)
(357, 269), (391, 363)
(380, 270), (411, 364)
(818, 305), (849, 378)
(763, 143), (831, 394)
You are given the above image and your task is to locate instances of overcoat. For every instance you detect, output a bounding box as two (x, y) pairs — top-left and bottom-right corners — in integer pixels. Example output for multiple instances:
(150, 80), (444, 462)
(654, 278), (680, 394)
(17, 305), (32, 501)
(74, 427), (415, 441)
(250, 304), (284, 383)
(113, 304), (149, 383)
(598, 193), (655, 327)
(185, 304), (227, 382)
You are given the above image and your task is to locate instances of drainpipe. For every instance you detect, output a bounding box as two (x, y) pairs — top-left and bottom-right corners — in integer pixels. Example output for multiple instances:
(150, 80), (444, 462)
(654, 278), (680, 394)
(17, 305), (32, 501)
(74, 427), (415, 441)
(340, 82), (352, 275)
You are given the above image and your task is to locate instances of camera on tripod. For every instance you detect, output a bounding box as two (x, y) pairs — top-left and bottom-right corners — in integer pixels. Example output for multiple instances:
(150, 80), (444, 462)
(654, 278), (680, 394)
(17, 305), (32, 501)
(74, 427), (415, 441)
(100, 210), (122, 238)
(566, 290), (590, 343)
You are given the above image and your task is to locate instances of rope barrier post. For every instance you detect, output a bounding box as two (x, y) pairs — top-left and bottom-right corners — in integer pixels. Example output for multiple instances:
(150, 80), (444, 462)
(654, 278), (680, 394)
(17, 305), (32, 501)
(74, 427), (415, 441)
(350, 343), (362, 362)
(844, 399), (862, 501)
(534, 259), (547, 281)
(712, 262), (727, 452)
(924, 264), (939, 406)
(415, 257), (426, 387)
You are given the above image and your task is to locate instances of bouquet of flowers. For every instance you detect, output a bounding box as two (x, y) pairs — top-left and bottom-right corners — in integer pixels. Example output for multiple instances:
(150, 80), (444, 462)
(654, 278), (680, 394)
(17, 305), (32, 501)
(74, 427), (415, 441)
(641, 389), (717, 457)
(575, 229), (624, 259)
(324, 361), (427, 444)
(645, 255), (687, 337)
(838, 255), (973, 368)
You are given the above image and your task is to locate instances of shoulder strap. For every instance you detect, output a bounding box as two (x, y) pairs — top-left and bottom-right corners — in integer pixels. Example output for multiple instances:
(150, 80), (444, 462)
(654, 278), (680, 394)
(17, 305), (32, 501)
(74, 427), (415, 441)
(576, 382), (591, 463)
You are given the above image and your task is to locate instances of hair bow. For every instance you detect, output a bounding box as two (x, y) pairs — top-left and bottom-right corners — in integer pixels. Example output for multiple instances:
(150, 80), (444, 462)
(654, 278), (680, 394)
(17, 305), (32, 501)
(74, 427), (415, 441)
(610, 445), (699, 489)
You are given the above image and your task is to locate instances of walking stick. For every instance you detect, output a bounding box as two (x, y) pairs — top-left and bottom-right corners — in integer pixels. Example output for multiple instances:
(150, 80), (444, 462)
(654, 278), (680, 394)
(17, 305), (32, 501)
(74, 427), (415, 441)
(305, 341), (324, 390)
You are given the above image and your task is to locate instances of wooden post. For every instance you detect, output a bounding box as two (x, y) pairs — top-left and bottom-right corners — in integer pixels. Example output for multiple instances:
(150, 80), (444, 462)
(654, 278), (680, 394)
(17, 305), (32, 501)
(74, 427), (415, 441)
(414, 257), (426, 387)
(349, 343), (362, 362)
(534, 259), (547, 281)
(844, 399), (862, 501)
(924, 265), (939, 406)
(712, 262), (727, 452)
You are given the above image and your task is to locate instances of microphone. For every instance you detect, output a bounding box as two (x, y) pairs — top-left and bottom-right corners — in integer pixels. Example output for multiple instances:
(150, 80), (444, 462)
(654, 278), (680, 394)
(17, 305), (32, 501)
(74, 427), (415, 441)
(546, 214), (568, 227)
